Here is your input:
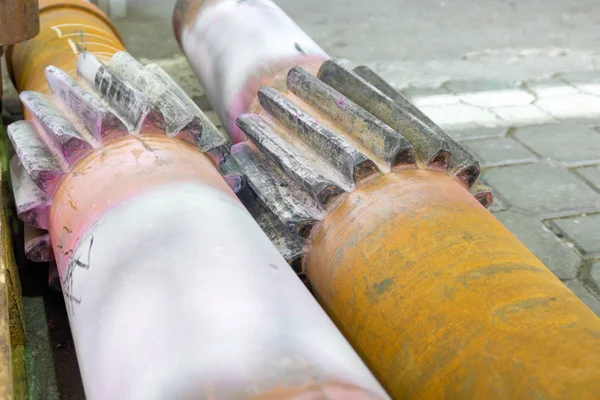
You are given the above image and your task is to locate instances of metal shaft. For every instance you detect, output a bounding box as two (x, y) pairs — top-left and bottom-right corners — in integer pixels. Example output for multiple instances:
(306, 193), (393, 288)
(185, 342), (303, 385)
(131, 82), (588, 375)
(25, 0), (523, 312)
(0, 0), (39, 45)
(174, 1), (600, 398)
(7, 1), (390, 398)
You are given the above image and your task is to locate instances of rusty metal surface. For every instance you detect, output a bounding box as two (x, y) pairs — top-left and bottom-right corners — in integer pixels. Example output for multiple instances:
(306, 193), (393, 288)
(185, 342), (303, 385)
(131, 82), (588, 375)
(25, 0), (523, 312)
(0, 0), (40, 45)
(307, 170), (600, 399)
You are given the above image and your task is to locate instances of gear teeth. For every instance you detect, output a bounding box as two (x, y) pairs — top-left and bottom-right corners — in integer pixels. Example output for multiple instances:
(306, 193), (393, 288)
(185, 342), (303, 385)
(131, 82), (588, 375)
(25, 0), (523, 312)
(24, 227), (53, 262)
(234, 60), (492, 269)
(237, 114), (345, 206)
(351, 64), (480, 188)
(145, 63), (230, 165)
(106, 52), (203, 145)
(7, 120), (67, 194)
(471, 178), (494, 208)
(318, 60), (454, 172)
(20, 91), (95, 165)
(258, 87), (380, 187)
(236, 183), (309, 270)
(232, 142), (325, 239)
(10, 157), (50, 230)
(9, 51), (233, 267)
(287, 67), (416, 170)
(77, 52), (162, 132)
(45, 65), (128, 140)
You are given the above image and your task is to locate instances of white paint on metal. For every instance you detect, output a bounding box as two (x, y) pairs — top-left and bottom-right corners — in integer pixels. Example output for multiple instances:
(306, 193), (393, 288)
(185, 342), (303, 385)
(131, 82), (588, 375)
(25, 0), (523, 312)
(179, 0), (329, 138)
(57, 182), (388, 399)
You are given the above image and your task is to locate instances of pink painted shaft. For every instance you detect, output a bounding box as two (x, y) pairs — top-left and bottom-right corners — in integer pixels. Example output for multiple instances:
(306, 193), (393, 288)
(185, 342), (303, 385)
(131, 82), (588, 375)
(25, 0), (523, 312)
(174, 0), (330, 143)
(49, 136), (389, 399)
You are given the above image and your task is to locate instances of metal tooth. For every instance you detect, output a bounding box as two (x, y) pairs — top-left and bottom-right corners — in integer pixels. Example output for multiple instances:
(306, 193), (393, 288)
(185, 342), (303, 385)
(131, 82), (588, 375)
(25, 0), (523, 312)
(107, 52), (203, 144)
(236, 184), (308, 270)
(46, 65), (127, 140)
(471, 178), (494, 209)
(258, 87), (379, 187)
(287, 66), (415, 169)
(318, 60), (452, 172)
(237, 114), (345, 206)
(353, 65), (480, 188)
(77, 52), (161, 132)
(24, 228), (53, 262)
(145, 63), (230, 164)
(218, 156), (245, 193)
(7, 120), (66, 194)
(20, 91), (94, 165)
(232, 142), (324, 238)
(10, 157), (50, 230)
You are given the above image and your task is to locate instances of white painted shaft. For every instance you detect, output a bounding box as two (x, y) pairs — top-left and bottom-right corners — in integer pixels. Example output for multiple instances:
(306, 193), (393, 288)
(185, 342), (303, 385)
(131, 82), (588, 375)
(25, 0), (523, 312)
(177, 0), (329, 142)
(59, 182), (388, 399)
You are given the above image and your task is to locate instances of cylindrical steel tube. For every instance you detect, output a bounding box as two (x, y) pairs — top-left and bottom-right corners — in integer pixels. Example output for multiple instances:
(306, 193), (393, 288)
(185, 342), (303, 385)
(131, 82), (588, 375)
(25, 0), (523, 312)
(307, 170), (600, 399)
(0, 0), (40, 45)
(174, 0), (329, 143)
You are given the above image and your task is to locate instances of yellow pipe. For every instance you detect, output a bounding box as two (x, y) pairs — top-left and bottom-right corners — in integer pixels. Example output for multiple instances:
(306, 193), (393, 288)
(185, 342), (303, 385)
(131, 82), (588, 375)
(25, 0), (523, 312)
(7, 0), (124, 95)
(307, 169), (600, 399)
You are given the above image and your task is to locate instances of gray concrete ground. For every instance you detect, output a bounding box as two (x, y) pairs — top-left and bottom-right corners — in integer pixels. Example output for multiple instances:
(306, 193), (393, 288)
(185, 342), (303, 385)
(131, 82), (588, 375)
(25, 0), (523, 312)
(3, 0), (600, 397)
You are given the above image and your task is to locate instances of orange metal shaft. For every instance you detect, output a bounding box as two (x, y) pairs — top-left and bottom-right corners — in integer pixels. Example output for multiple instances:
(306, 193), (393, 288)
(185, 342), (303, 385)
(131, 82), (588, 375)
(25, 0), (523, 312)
(308, 170), (600, 399)
(7, 0), (124, 95)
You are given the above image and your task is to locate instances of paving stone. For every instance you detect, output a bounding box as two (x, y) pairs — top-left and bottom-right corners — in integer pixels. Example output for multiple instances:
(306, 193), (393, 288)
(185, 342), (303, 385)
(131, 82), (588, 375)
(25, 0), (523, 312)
(462, 137), (537, 167)
(536, 93), (600, 118)
(401, 86), (452, 100)
(550, 214), (600, 256)
(495, 211), (580, 279)
(484, 164), (600, 215)
(563, 280), (600, 316)
(488, 192), (508, 212)
(420, 103), (500, 127)
(412, 94), (459, 107)
(491, 105), (553, 125)
(444, 80), (520, 94)
(576, 84), (600, 96)
(559, 70), (600, 84)
(526, 83), (579, 98)
(577, 165), (600, 191)
(446, 126), (507, 141)
(513, 123), (600, 166)
(458, 89), (535, 108)
(588, 262), (600, 296)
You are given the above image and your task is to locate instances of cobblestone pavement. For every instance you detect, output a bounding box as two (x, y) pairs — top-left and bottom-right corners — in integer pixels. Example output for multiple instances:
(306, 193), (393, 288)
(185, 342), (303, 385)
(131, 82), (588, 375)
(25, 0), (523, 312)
(400, 72), (600, 315)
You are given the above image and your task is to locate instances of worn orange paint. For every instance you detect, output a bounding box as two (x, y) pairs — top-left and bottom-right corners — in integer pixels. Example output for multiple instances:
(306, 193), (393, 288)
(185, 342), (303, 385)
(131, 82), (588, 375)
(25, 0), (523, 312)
(307, 169), (600, 399)
(7, 0), (124, 95)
